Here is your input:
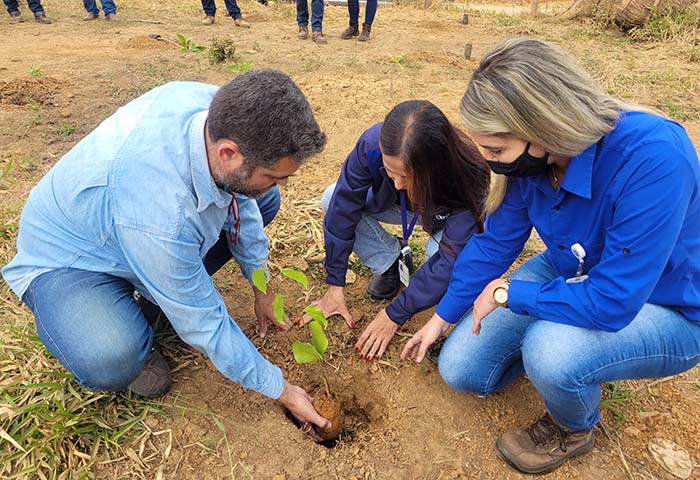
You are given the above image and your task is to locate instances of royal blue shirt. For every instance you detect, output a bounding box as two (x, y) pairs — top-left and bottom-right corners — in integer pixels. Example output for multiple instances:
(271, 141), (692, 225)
(324, 123), (480, 325)
(436, 111), (700, 332)
(2, 82), (284, 399)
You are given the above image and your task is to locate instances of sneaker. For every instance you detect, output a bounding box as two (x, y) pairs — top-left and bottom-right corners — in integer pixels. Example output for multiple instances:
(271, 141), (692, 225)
(34, 14), (52, 24)
(495, 412), (595, 474)
(128, 350), (172, 399)
(201, 15), (215, 24)
(105, 13), (117, 21)
(83, 13), (98, 21)
(312, 31), (327, 45)
(366, 258), (401, 300)
(10, 12), (24, 23)
(297, 25), (309, 40)
(340, 23), (359, 39)
(358, 23), (371, 42)
(234, 18), (250, 28)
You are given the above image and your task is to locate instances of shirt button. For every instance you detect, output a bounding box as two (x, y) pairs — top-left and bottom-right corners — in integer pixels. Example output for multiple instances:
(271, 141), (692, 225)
(558, 245), (565, 250)
(623, 247), (631, 254)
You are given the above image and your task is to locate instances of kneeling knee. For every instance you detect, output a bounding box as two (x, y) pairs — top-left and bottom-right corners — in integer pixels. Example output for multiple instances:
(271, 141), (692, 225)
(438, 355), (494, 396)
(73, 347), (145, 392)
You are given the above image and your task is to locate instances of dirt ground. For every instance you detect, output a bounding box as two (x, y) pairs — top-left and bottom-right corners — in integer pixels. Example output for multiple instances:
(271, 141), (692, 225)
(2, 0), (700, 478)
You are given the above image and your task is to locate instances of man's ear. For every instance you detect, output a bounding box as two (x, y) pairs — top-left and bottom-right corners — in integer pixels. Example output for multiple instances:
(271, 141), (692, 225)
(216, 139), (245, 170)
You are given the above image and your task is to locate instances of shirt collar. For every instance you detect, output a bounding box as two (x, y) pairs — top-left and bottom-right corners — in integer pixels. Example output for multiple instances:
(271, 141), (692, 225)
(189, 110), (232, 212)
(560, 140), (598, 199)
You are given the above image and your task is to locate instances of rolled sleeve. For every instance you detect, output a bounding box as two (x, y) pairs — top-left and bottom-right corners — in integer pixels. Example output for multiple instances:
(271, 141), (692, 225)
(116, 223), (283, 398)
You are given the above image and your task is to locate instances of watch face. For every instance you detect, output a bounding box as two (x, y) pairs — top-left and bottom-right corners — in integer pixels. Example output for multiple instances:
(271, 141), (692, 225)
(494, 287), (508, 304)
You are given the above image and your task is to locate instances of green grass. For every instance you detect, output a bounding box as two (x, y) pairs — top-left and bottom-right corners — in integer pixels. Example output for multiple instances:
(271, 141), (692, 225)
(600, 381), (638, 430)
(0, 301), (167, 479)
(629, 7), (700, 43)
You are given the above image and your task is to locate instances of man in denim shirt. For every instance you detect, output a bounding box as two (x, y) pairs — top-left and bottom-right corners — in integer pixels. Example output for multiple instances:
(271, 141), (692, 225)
(2, 69), (331, 435)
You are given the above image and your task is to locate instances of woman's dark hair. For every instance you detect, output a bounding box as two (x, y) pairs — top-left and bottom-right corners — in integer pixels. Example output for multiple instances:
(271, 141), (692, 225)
(380, 100), (490, 233)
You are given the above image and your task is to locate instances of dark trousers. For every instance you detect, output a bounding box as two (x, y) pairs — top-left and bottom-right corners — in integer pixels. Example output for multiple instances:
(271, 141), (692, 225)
(201, 0), (242, 20)
(348, 0), (377, 26)
(3, 0), (45, 16)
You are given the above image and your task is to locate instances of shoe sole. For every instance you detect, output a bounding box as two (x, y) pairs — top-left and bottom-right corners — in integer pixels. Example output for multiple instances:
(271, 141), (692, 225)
(495, 437), (595, 475)
(366, 289), (399, 301)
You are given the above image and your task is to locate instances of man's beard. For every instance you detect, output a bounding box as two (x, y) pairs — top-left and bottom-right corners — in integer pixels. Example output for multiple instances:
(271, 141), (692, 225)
(215, 163), (267, 199)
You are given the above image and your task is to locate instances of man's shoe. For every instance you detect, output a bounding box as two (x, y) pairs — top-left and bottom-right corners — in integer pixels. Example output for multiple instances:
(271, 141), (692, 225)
(128, 350), (172, 399)
(366, 258), (400, 300)
(34, 14), (52, 24)
(358, 23), (371, 41)
(105, 13), (117, 21)
(234, 18), (250, 28)
(495, 412), (595, 474)
(297, 26), (309, 40)
(312, 31), (327, 44)
(83, 12), (98, 20)
(201, 15), (215, 24)
(10, 12), (24, 23)
(340, 23), (359, 39)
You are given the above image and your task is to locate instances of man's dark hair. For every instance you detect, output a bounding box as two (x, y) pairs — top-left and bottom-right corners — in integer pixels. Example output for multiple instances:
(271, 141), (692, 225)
(207, 69), (326, 168)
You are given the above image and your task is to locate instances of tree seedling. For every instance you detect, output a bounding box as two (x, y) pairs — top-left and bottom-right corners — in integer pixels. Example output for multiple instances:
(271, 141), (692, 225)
(226, 60), (254, 73)
(27, 66), (43, 78)
(251, 266), (328, 364)
(176, 33), (206, 52)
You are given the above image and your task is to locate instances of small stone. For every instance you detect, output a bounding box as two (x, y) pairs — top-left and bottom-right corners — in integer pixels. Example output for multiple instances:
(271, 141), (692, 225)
(240, 451), (248, 459)
(345, 269), (357, 284)
(271, 475), (286, 480)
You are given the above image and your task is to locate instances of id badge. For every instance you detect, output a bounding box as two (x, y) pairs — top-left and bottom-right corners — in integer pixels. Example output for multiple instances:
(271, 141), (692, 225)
(566, 274), (588, 284)
(398, 258), (410, 287)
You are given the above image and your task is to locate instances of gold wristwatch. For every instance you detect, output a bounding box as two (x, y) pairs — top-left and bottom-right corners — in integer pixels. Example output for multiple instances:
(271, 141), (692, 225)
(493, 278), (512, 308)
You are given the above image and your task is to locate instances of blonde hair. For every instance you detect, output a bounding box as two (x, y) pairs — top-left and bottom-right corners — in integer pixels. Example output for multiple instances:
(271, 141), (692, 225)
(462, 38), (652, 213)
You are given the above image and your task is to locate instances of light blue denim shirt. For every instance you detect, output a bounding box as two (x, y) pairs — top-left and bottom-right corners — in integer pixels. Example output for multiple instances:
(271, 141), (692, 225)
(2, 82), (284, 399)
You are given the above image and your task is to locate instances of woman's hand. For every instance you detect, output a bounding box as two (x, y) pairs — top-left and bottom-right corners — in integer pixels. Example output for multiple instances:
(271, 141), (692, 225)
(355, 308), (398, 361)
(299, 285), (355, 328)
(400, 313), (450, 363)
(471, 278), (503, 335)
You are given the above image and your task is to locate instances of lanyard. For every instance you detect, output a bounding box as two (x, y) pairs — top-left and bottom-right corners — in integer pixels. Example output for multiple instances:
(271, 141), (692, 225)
(227, 194), (240, 245)
(399, 191), (419, 242)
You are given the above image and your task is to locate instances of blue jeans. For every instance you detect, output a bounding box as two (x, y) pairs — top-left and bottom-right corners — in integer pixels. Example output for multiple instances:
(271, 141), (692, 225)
(22, 188), (280, 393)
(201, 0), (241, 19)
(3, 0), (45, 16)
(82, 0), (116, 16)
(322, 183), (441, 276)
(438, 253), (700, 431)
(296, 0), (323, 31)
(348, 0), (377, 26)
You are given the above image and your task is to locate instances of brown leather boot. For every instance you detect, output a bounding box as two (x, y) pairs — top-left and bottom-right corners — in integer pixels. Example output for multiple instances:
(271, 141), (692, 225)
(10, 12), (24, 23)
(312, 31), (327, 45)
(340, 23), (359, 39)
(128, 350), (172, 399)
(495, 412), (595, 474)
(358, 23), (371, 42)
(34, 14), (53, 24)
(297, 25), (309, 40)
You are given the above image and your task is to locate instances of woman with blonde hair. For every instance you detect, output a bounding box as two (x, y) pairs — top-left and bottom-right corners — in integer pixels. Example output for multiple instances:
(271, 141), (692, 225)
(402, 38), (700, 474)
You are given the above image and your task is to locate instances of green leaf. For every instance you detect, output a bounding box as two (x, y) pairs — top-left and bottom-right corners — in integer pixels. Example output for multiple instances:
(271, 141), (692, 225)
(272, 294), (285, 325)
(308, 321), (328, 354)
(303, 305), (327, 329)
(292, 341), (323, 364)
(251, 267), (267, 294)
(191, 45), (206, 52)
(280, 268), (308, 289)
(176, 33), (186, 44)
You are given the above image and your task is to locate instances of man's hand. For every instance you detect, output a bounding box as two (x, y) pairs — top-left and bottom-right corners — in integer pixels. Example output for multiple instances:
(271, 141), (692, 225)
(400, 313), (450, 363)
(253, 287), (292, 338)
(299, 285), (354, 328)
(278, 381), (331, 442)
(355, 308), (398, 361)
(471, 278), (502, 335)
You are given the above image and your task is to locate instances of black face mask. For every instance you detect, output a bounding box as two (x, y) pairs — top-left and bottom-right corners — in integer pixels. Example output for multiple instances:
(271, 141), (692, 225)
(486, 143), (549, 177)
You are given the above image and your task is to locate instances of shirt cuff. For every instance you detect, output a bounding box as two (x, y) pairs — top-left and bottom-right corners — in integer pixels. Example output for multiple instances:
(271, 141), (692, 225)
(257, 364), (285, 399)
(435, 292), (468, 324)
(507, 279), (541, 317)
(385, 302), (409, 325)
